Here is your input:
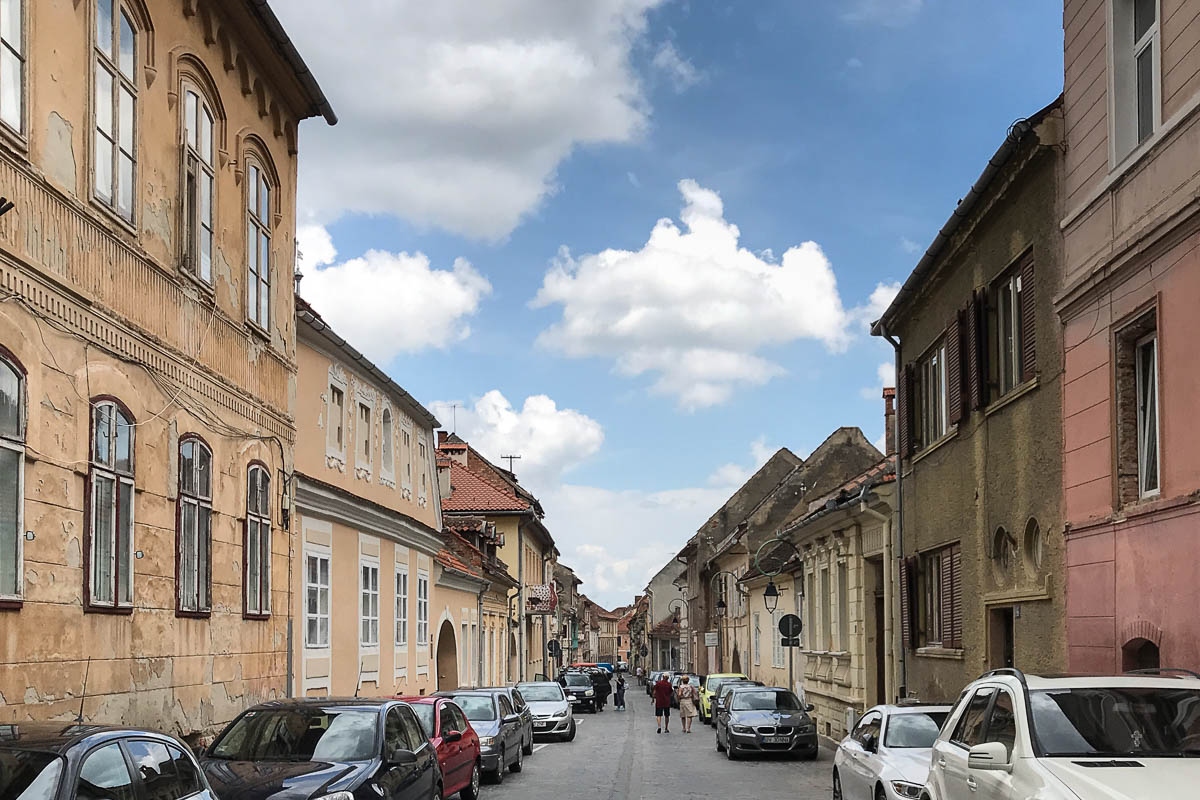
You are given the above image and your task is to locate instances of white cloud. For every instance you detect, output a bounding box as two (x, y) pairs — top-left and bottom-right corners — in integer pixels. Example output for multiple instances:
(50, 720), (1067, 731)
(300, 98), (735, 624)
(273, 0), (665, 240)
(707, 435), (775, 487)
(846, 57), (864, 69)
(302, 238), (492, 364)
(430, 390), (604, 487)
(297, 224), (337, 272)
(532, 179), (884, 409)
(652, 41), (703, 92)
(900, 236), (922, 254)
(856, 281), (902, 330)
(842, 0), (923, 27)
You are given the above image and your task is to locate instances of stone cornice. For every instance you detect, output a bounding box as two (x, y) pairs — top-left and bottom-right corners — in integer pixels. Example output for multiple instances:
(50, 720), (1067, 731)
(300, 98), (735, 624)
(295, 474), (442, 555)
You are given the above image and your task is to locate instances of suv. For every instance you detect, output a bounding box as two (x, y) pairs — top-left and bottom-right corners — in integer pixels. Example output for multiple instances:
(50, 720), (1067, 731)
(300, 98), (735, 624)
(922, 668), (1200, 800)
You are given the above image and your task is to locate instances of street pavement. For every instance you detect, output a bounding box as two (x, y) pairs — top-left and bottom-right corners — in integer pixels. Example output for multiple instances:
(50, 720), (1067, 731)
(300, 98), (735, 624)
(481, 684), (834, 800)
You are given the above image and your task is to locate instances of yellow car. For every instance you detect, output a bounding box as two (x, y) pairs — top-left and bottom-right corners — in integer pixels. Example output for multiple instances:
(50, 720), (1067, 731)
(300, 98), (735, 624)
(698, 672), (748, 724)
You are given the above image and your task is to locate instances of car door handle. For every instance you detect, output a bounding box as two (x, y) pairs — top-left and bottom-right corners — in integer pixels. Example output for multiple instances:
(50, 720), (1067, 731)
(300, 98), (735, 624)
(966, 777), (977, 792)
(938, 758), (946, 768)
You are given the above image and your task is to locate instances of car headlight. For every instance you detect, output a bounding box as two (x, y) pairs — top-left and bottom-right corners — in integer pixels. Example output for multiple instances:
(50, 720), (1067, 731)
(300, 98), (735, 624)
(478, 736), (495, 747)
(313, 793), (354, 800)
(731, 725), (753, 734)
(585, 689), (594, 696)
(553, 709), (568, 718)
(890, 781), (924, 799)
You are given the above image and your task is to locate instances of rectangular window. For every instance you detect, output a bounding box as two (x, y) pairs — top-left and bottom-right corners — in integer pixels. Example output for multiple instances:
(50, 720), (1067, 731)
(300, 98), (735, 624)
(246, 164), (271, 328)
(382, 409), (394, 477)
(94, 0), (135, 220)
(990, 271), (1024, 398)
(417, 570), (430, 646)
(359, 403), (372, 463)
(0, 0), (23, 133)
(820, 568), (831, 650)
(182, 89), (214, 283)
(920, 543), (962, 649)
(305, 551), (330, 647)
(418, 438), (428, 500)
(1116, 309), (1160, 506)
(0, 355), (24, 600)
(753, 612), (761, 666)
(329, 385), (344, 451)
(1112, 0), (1160, 159)
(1135, 333), (1159, 498)
(360, 561), (379, 647)
(177, 438), (212, 613)
(245, 465), (271, 616)
(837, 562), (849, 652)
(89, 401), (134, 609)
(916, 339), (948, 449)
(771, 610), (784, 668)
(395, 566), (409, 647)
(805, 573), (815, 649)
(461, 620), (469, 681)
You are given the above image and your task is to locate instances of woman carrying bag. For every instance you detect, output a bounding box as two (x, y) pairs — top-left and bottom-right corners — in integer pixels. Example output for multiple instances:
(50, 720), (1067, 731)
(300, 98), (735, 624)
(676, 675), (700, 733)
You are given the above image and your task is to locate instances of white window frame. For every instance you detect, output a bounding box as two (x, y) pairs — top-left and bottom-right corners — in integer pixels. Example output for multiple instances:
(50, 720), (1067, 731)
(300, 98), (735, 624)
(1135, 331), (1160, 498)
(395, 563), (409, 650)
(918, 340), (948, 448)
(994, 271), (1024, 397)
(245, 464), (271, 616)
(93, 0), (136, 221)
(400, 421), (414, 496)
(1109, 0), (1162, 165)
(0, 354), (25, 601)
(417, 433), (429, 506)
(88, 400), (135, 609)
(360, 555), (380, 648)
(246, 160), (271, 330)
(356, 391), (374, 476)
(304, 546), (331, 649)
(380, 404), (395, 485)
(177, 437), (212, 614)
(461, 618), (470, 684)
(771, 610), (785, 668)
(0, 0), (24, 136)
(181, 85), (215, 284)
(417, 569), (430, 647)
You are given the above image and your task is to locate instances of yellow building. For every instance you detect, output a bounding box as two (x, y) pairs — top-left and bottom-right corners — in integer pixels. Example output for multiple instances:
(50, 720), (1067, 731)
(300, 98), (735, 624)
(293, 302), (487, 696)
(0, 0), (331, 737)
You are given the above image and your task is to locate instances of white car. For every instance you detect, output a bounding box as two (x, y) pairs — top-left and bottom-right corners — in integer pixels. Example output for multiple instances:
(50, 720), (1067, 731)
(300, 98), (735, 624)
(923, 668), (1200, 800)
(833, 703), (952, 800)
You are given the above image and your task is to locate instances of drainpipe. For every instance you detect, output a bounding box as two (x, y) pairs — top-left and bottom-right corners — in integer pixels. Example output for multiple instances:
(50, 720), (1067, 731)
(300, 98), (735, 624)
(858, 483), (896, 705)
(542, 552), (553, 677)
(476, 582), (488, 688)
(877, 322), (907, 699)
(517, 524), (525, 682)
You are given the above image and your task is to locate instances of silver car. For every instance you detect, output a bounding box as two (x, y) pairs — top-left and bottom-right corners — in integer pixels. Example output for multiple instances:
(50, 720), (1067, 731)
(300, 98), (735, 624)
(715, 686), (818, 760)
(833, 703), (951, 800)
(517, 681), (577, 742)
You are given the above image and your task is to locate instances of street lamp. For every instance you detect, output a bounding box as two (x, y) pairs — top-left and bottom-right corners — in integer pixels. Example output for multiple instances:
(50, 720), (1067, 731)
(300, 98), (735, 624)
(763, 579), (780, 614)
(707, 570), (747, 672)
(669, 598), (685, 624)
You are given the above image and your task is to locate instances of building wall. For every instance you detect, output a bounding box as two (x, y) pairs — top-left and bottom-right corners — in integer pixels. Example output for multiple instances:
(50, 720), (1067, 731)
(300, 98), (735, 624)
(896, 134), (1066, 703)
(0, 0), (317, 737)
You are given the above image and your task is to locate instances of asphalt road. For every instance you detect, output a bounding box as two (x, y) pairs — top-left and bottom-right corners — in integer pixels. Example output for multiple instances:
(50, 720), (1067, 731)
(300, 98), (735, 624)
(479, 684), (834, 800)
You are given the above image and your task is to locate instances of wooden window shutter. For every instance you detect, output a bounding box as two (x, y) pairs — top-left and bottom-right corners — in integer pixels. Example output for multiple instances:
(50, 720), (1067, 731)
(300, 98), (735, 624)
(968, 289), (990, 410)
(950, 545), (963, 649)
(939, 552), (953, 646)
(1021, 258), (1037, 381)
(899, 556), (912, 651)
(947, 311), (964, 425)
(899, 364), (915, 457)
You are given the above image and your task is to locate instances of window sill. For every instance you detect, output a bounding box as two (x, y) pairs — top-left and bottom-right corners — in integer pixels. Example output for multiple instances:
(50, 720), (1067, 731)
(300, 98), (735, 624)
(179, 266), (217, 299)
(247, 319), (271, 341)
(243, 612), (271, 621)
(176, 609), (212, 620)
(89, 196), (138, 239)
(305, 644), (331, 652)
(85, 603), (134, 616)
(915, 646), (964, 660)
(0, 598), (22, 611)
(911, 425), (959, 466)
(984, 377), (1039, 418)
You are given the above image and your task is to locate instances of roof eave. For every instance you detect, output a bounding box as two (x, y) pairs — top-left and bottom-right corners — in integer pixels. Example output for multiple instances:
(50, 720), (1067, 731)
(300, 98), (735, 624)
(244, 0), (337, 125)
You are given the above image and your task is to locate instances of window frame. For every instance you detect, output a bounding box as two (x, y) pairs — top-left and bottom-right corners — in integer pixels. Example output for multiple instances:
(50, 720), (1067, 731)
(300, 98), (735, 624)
(180, 83), (216, 286)
(175, 434), (212, 616)
(1109, 0), (1162, 165)
(86, 397), (135, 613)
(244, 157), (273, 332)
(304, 546), (331, 649)
(417, 569), (430, 647)
(381, 406), (395, 482)
(916, 338), (948, 450)
(358, 401), (372, 466)
(92, 0), (138, 224)
(360, 555), (380, 648)
(1135, 331), (1160, 499)
(0, 349), (25, 605)
(244, 462), (271, 618)
(395, 563), (409, 650)
(0, 0), (26, 142)
(990, 269), (1025, 399)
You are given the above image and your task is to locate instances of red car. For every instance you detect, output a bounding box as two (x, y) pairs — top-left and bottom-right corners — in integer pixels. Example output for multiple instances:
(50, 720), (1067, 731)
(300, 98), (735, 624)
(397, 695), (482, 800)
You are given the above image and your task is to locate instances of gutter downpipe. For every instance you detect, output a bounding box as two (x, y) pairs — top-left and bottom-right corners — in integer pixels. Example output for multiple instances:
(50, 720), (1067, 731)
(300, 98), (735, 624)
(542, 552), (553, 677)
(517, 523), (525, 683)
(477, 582), (488, 688)
(878, 322), (906, 699)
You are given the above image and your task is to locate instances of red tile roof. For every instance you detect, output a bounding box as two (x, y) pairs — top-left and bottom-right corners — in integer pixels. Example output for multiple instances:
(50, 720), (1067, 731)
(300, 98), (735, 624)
(441, 459), (529, 513)
(435, 548), (478, 577)
(651, 617), (680, 636)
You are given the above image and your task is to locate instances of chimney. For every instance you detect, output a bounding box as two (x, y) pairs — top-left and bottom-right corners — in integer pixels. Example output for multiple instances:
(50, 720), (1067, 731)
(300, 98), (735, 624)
(883, 386), (896, 456)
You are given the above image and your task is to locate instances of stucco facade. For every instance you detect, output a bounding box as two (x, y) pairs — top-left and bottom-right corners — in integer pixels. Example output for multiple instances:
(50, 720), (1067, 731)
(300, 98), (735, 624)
(876, 100), (1067, 703)
(0, 0), (329, 737)
(1059, 0), (1200, 674)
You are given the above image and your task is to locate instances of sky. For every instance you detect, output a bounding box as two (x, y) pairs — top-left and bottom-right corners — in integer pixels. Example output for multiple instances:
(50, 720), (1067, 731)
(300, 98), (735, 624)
(273, 0), (1064, 609)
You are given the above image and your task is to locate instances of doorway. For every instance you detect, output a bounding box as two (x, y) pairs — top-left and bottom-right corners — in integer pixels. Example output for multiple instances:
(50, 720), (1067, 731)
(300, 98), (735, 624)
(508, 632), (518, 683)
(1122, 638), (1160, 671)
(988, 606), (1015, 669)
(873, 591), (885, 705)
(731, 645), (742, 674)
(436, 620), (459, 691)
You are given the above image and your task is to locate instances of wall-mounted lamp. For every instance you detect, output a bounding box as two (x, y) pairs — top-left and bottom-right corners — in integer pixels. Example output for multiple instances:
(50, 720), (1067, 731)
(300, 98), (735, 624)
(763, 579), (780, 614)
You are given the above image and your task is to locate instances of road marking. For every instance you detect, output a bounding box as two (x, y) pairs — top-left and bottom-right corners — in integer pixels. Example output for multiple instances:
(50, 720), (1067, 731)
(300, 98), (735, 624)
(532, 743), (550, 754)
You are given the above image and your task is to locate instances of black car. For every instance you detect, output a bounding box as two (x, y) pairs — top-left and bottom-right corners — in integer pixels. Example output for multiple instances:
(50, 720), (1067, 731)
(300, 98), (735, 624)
(451, 687), (533, 756)
(558, 672), (599, 712)
(579, 668), (612, 710)
(0, 722), (213, 800)
(200, 699), (439, 800)
(437, 691), (524, 784)
(714, 687), (818, 760)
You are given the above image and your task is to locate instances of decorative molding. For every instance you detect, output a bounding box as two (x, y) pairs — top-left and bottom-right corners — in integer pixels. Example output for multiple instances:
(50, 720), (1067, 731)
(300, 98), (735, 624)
(295, 475), (442, 556)
(1121, 618), (1163, 648)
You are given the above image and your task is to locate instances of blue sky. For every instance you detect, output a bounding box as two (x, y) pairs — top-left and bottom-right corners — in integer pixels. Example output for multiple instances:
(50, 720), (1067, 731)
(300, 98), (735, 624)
(276, 0), (1063, 608)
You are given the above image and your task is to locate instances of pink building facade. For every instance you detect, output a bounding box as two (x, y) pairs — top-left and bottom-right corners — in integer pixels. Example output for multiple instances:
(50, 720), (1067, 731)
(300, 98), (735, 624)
(1059, 0), (1200, 673)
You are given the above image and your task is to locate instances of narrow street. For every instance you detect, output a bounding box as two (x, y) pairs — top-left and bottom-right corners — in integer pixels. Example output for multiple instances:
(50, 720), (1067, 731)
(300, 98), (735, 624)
(487, 691), (833, 800)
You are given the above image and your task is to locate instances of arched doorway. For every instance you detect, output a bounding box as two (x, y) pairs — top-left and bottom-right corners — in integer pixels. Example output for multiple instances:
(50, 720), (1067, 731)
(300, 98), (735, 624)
(1122, 638), (1160, 672)
(731, 645), (742, 674)
(508, 632), (518, 684)
(436, 620), (459, 691)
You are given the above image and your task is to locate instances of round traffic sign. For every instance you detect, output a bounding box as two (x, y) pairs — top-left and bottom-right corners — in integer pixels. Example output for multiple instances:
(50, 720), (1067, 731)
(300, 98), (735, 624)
(778, 613), (803, 637)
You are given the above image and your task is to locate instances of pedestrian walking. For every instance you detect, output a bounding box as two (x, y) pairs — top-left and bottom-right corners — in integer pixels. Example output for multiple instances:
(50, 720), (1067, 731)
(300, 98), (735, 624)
(676, 675), (699, 733)
(653, 673), (674, 733)
(614, 675), (627, 710)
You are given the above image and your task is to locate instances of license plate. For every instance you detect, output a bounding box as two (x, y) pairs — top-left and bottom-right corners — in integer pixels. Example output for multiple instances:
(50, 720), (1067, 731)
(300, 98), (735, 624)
(534, 723), (548, 729)
(763, 735), (789, 744)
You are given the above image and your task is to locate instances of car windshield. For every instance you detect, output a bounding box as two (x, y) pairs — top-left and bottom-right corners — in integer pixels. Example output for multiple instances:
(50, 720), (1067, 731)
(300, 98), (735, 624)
(208, 708), (378, 762)
(731, 690), (802, 712)
(565, 675), (591, 687)
(519, 684), (565, 702)
(1031, 687), (1200, 757)
(707, 677), (736, 694)
(884, 712), (949, 748)
(452, 696), (497, 722)
(0, 751), (64, 800)
(409, 704), (435, 737)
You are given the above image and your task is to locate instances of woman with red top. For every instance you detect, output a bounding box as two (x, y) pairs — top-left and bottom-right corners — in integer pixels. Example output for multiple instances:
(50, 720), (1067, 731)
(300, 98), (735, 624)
(653, 674), (674, 734)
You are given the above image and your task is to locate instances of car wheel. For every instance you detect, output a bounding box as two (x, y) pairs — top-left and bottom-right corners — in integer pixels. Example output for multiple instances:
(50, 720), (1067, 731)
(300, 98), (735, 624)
(523, 733), (534, 756)
(431, 785), (442, 800)
(875, 786), (887, 800)
(510, 744), (524, 773)
(715, 730), (725, 753)
(726, 741), (740, 760)
(461, 764), (481, 800)
(832, 770), (842, 800)
(565, 721), (576, 742)
(491, 749), (505, 785)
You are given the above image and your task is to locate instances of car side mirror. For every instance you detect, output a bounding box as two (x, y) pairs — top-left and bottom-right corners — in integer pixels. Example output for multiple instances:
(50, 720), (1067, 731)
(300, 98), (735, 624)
(503, 714), (520, 725)
(444, 730), (462, 743)
(388, 748), (417, 766)
(861, 733), (877, 753)
(968, 742), (1012, 772)
(805, 704), (815, 713)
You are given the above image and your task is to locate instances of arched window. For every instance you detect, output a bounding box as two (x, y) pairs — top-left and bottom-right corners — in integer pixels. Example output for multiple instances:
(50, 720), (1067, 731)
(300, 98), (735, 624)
(94, 0), (137, 221)
(177, 436), (212, 613)
(0, 353), (25, 601)
(381, 407), (394, 477)
(245, 464), (271, 617)
(88, 399), (134, 610)
(183, 87), (215, 284)
(0, 0), (25, 133)
(246, 159), (271, 329)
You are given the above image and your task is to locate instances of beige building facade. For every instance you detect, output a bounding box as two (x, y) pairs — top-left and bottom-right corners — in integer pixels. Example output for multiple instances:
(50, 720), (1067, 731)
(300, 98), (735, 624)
(0, 0), (330, 737)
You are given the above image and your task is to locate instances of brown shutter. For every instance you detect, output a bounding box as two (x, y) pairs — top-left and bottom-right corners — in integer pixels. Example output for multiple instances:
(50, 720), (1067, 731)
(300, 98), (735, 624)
(899, 364), (915, 457)
(950, 545), (963, 649)
(939, 552), (953, 646)
(967, 294), (981, 410)
(1021, 258), (1037, 381)
(899, 556), (912, 651)
(947, 311), (963, 425)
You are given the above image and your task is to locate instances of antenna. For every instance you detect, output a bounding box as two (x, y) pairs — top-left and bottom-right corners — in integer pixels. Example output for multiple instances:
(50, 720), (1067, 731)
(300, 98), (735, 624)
(77, 657), (92, 722)
(501, 454), (521, 473)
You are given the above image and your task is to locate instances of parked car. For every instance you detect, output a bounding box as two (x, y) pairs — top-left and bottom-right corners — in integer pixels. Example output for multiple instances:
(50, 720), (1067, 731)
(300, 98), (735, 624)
(560, 671), (599, 712)
(714, 686), (818, 760)
(0, 722), (214, 800)
(713, 679), (764, 718)
(670, 673), (703, 708)
(646, 671), (673, 696)
(617, 661), (630, 672)
(832, 703), (951, 800)
(436, 691), (524, 785)
(200, 698), (439, 800)
(699, 672), (749, 723)
(567, 667), (612, 710)
(923, 668), (1200, 800)
(398, 696), (482, 800)
(516, 681), (577, 742)
(456, 688), (534, 756)
(595, 662), (616, 674)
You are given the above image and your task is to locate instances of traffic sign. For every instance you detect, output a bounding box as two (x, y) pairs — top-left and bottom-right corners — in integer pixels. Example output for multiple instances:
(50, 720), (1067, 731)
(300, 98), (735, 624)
(779, 613), (803, 638)
(547, 639), (562, 657)
(781, 637), (801, 648)
(640, 645), (648, 657)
